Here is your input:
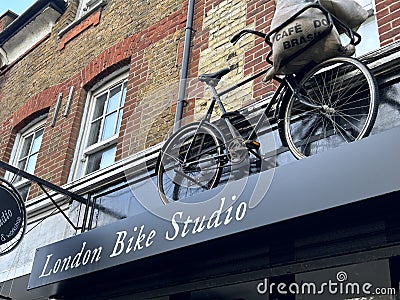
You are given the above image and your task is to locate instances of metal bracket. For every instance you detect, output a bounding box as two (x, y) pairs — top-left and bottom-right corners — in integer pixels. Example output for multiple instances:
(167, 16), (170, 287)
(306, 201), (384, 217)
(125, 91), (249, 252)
(0, 161), (85, 231)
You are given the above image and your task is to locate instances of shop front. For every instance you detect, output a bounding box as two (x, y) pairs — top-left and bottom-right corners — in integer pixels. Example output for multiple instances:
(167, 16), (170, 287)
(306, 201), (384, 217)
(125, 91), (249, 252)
(24, 124), (400, 299)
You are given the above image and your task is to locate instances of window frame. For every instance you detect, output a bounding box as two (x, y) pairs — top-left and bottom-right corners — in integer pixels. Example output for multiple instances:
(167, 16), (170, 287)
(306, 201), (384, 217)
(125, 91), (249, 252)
(73, 71), (129, 179)
(352, 0), (380, 56)
(7, 116), (47, 201)
(76, 0), (106, 19)
(0, 48), (8, 68)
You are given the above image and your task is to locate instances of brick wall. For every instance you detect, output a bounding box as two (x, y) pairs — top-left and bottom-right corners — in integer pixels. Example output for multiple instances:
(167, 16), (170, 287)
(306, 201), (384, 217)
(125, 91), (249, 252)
(183, 0), (276, 122)
(376, 0), (400, 46)
(0, 11), (17, 32)
(0, 0), (187, 196)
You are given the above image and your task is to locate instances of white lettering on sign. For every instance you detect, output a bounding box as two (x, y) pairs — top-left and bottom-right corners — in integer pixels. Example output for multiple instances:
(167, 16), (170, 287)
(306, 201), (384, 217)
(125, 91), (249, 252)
(0, 210), (12, 229)
(39, 242), (102, 278)
(109, 225), (156, 258)
(165, 196), (247, 241)
(35, 194), (251, 282)
(1, 216), (21, 242)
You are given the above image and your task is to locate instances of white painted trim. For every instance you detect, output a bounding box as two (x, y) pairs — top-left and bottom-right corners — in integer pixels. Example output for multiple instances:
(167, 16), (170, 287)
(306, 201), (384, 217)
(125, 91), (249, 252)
(58, 0), (107, 37)
(70, 70), (129, 180)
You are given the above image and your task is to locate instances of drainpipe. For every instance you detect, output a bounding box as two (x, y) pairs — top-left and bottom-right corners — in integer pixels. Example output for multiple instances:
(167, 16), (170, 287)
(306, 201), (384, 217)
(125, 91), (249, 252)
(173, 0), (195, 132)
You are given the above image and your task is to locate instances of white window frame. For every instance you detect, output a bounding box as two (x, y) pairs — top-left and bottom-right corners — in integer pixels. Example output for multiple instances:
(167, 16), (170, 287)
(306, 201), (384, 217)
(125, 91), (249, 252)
(7, 116), (46, 201)
(72, 71), (128, 179)
(76, 0), (106, 19)
(0, 48), (8, 68)
(346, 0), (380, 56)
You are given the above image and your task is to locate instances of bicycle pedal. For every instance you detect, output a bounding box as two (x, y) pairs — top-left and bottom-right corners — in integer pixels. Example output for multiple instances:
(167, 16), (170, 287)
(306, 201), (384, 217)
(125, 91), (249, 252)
(244, 140), (260, 150)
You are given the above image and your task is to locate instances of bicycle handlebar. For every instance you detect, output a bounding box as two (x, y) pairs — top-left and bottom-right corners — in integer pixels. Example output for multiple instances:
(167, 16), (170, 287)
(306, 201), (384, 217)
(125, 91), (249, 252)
(231, 3), (362, 47)
(230, 3), (362, 69)
(230, 29), (266, 45)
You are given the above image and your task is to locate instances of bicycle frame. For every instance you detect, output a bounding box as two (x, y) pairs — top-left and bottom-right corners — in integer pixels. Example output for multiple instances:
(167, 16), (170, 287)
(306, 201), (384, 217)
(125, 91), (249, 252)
(197, 1), (363, 156)
(200, 67), (275, 138)
(200, 69), (299, 144)
(157, 2), (378, 203)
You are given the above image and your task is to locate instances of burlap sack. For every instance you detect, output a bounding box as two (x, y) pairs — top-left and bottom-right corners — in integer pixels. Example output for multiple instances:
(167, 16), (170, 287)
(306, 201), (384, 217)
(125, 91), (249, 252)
(320, 0), (369, 32)
(270, 0), (343, 75)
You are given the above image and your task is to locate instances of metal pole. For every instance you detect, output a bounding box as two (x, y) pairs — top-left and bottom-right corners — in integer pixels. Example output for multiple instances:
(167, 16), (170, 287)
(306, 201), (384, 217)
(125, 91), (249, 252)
(0, 160), (87, 203)
(173, 0), (195, 132)
(38, 183), (81, 231)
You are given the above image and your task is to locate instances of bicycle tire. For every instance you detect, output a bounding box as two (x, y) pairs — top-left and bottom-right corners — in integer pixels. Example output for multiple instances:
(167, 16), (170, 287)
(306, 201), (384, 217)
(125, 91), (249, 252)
(157, 122), (224, 203)
(282, 56), (378, 159)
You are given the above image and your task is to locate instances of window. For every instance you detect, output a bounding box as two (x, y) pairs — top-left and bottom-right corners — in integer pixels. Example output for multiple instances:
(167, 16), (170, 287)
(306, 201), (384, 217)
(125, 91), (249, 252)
(341, 0), (379, 56)
(355, 0), (380, 55)
(9, 118), (46, 200)
(0, 49), (8, 69)
(76, 0), (105, 18)
(77, 73), (127, 177)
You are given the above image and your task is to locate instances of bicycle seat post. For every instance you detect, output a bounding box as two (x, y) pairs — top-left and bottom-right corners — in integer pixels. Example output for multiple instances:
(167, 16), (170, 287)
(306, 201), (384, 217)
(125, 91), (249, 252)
(208, 85), (227, 116)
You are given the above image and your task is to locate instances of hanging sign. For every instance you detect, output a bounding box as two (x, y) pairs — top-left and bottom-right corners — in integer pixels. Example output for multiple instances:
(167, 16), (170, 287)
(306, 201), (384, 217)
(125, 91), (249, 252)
(0, 180), (26, 256)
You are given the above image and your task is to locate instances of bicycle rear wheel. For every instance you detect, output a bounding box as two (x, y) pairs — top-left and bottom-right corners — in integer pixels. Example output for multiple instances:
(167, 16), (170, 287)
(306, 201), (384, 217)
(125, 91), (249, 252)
(283, 56), (378, 159)
(157, 122), (224, 203)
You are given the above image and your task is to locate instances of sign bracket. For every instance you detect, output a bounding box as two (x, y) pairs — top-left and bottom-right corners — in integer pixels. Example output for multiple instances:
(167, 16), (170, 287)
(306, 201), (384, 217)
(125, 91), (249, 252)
(0, 161), (85, 231)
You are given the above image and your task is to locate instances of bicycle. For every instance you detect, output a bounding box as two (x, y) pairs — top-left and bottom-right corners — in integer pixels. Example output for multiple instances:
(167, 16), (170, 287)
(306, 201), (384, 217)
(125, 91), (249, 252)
(156, 3), (379, 203)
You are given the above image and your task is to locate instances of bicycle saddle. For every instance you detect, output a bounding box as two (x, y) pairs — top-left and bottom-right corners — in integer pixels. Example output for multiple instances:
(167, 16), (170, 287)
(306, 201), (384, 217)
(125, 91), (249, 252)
(198, 67), (231, 86)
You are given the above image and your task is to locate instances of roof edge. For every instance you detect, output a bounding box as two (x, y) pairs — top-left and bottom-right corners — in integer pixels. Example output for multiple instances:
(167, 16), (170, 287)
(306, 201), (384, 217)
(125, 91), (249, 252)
(0, 0), (68, 45)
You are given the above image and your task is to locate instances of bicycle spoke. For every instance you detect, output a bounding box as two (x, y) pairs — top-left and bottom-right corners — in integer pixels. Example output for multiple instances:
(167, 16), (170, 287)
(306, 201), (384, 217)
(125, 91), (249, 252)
(158, 123), (224, 203)
(336, 95), (370, 110)
(284, 57), (378, 159)
(334, 109), (368, 122)
(160, 149), (184, 164)
(173, 168), (210, 190)
(329, 115), (352, 143)
(296, 114), (323, 151)
(335, 111), (365, 134)
(327, 114), (355, 142)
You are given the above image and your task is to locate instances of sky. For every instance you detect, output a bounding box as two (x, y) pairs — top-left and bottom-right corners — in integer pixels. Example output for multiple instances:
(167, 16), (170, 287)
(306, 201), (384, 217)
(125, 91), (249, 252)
(0, 0), (37, 15)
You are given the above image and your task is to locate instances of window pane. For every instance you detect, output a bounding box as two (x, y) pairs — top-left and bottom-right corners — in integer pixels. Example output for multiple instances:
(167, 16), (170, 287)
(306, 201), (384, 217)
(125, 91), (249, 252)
(17, 183), (31, 202)
(18, 158), (27, 171)
(340, 17), (379, 57)
(26, 153), (38, 173)
(87, 119), (102, 146)
(86, 152), (102, 174)
(81, 75), (128, 178)
(31, 129), (44, 154)
(100, 146), (116, 169)
(355, 0), (371, 7)
(86, 145), (116, 174)
(93, 93), (107, 120)
(13, 120), (45, 183)
(78, 0), (101, 17)
(20, 134), (33, 159)
(356, 17), (380, 56)
(101, 112), (117, 141)
(91, 183), (146, 229)
(107, 86), (122, 113)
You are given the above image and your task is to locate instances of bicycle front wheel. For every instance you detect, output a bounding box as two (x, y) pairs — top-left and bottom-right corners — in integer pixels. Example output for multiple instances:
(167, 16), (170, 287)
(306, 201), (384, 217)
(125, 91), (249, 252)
(157, 122), (224, 203)
(283, 56), (378, 159)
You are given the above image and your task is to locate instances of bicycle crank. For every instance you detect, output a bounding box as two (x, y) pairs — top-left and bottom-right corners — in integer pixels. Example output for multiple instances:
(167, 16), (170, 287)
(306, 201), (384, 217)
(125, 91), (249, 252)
(227, 138), (248, 164)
